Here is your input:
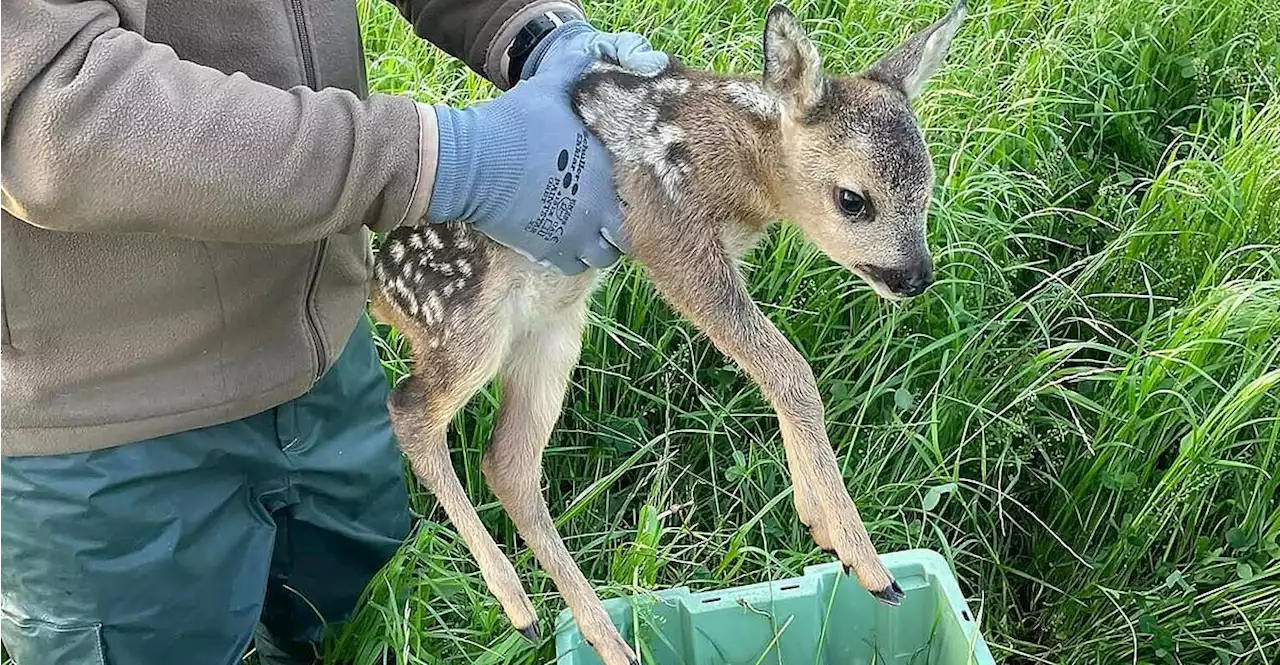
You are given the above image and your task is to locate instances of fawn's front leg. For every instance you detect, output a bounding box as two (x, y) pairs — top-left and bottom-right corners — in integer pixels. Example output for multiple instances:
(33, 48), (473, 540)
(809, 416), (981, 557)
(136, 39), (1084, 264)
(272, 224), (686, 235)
(630, 222), (902, 603)
(480, 303), (639, 665)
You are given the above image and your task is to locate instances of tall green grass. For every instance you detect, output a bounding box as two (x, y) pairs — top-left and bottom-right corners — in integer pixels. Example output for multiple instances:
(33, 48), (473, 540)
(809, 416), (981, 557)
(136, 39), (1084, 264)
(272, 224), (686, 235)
(335, 0), (1280, 663)
(0, 1), (1269, 665)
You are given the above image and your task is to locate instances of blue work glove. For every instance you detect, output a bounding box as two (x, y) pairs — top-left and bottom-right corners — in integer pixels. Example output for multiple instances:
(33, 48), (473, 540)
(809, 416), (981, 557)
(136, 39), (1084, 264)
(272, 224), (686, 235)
(519, 21), (669, 82)
(424, 22), (668, 275)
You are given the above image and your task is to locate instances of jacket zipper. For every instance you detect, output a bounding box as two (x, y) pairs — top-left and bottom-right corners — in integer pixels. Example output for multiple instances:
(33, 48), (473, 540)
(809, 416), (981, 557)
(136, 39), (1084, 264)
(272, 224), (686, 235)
(290, 0), (317, 88)
(1, 293), (11, 347)
(291, 0), (326, 380)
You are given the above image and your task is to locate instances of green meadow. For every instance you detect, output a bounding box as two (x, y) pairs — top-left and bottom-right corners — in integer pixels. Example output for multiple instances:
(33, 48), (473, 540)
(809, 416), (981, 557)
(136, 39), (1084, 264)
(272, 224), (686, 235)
(5, 1), (1274, 665)
(349, 0), (1276, 662)
(0, 3), (1274, 665)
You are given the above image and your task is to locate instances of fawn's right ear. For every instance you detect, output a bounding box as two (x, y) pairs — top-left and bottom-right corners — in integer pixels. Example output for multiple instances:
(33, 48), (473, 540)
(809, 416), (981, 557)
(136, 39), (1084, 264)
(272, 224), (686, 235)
(863, 0), (967, 100)
(762, 3), (824, 116)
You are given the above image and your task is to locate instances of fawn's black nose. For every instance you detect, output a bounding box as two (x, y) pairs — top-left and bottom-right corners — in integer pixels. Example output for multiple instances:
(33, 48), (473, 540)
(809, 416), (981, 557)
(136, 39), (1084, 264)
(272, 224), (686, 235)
(864, 259), (934, 297)
(899, 262), (934, 297)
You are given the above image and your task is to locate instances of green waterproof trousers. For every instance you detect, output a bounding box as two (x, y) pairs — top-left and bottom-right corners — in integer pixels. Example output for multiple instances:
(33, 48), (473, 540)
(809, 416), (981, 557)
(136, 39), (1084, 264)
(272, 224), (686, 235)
(1, 316), (412, 665)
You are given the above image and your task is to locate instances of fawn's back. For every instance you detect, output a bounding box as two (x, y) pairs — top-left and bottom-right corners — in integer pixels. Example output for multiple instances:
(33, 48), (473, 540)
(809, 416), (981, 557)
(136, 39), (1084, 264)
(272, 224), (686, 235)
(372, 65), (791, 353)
(373, 34), (947, 365)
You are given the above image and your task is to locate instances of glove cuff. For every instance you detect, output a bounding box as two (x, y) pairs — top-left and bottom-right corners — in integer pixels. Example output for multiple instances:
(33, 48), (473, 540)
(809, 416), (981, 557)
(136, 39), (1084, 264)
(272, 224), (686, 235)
(426, 103), (529, 225)
(520, 20), (597, 80)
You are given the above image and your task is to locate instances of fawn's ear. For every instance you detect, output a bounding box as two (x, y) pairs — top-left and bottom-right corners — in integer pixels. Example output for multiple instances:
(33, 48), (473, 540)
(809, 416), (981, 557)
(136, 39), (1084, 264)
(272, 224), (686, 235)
(863, 0), (967, 100)
(762, 4), (824, 114)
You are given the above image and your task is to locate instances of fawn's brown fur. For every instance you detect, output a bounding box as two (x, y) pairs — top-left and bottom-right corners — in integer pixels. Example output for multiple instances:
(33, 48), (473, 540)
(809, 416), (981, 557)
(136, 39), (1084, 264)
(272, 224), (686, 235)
(369, 2), (966, 663)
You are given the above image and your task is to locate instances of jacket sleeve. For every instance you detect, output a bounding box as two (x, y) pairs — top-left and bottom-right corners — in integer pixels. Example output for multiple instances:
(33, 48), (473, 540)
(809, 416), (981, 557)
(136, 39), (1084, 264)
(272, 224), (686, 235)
(387, 0), (585, 90)
(0, 0), (437, 244)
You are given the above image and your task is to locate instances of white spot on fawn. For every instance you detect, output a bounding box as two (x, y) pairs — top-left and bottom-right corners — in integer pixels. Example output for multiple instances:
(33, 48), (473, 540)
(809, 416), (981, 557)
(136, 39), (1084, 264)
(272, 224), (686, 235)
(578, 75), (691, 198)
(390, 277), (418, 317)
(443, 276), (468, 298)
(423, 291), (444, 324)
(654, 77), (691, 96)
(408, 233), (426, 250)
(645, 124), (686, 197)
(388, 240), (406, 264)
(423, 228), (443, 250)
(725, 81), (778, 118)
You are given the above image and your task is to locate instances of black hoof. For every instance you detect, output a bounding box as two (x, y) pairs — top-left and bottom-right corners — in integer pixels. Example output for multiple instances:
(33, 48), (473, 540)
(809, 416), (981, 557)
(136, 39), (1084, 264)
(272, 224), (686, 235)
(518, 623), (540, 643)
(871, 580), (905, 606)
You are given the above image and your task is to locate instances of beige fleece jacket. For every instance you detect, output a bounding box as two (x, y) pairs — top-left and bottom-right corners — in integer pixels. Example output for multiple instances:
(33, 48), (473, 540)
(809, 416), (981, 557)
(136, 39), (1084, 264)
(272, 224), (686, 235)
(0, 0), (585, 456)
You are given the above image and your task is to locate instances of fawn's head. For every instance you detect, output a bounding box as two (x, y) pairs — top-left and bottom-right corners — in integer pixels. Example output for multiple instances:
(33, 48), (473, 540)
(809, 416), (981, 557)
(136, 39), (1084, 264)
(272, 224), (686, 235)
(761, 1), (965, 299)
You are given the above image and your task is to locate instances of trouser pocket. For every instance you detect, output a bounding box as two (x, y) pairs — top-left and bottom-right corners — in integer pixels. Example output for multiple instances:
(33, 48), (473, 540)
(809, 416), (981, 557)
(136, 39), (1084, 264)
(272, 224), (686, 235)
(1, 612), (107, 665)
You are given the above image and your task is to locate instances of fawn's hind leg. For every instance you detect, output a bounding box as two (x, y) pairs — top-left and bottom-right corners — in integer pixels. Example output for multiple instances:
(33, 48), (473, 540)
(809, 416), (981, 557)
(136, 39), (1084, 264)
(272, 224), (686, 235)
(374, 295), (540, 638)
(480, 304), (637, 665)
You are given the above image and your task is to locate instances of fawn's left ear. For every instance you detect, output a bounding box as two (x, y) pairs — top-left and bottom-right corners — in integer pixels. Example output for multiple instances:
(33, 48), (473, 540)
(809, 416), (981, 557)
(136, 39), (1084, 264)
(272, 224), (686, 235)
(762, 3), (824, 115)
(863, 0), (967, 100)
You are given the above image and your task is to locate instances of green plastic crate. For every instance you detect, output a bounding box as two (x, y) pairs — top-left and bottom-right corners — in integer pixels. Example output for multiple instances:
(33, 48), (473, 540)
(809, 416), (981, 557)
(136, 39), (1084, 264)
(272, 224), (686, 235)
(554, 549), (994, 665)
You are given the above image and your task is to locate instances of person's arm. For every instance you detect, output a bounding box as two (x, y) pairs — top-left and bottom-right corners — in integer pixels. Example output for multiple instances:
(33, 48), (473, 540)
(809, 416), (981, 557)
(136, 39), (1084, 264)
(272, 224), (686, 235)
(0, 0), (437, 244)
(386, 0), (586, 91)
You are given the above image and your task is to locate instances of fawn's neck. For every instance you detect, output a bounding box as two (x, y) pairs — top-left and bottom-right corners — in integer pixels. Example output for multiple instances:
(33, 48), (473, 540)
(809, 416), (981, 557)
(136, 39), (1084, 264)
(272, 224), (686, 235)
(704, 74), (788, 227)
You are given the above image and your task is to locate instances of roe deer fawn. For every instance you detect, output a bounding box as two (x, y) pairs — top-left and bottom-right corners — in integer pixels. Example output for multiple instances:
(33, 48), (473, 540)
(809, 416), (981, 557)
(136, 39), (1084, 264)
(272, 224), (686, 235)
(370, 2), (967, 663)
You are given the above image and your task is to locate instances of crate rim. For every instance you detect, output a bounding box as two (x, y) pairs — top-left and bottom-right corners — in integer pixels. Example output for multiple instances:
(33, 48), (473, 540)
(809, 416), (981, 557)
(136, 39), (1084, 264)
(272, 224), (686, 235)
(552, 547), (995, 664)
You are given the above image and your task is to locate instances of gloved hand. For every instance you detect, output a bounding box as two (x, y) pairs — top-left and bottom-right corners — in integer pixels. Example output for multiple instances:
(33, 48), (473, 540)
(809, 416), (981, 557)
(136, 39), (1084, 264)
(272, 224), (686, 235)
(424, 22), (668, 275)
(519, 21), (669, 82)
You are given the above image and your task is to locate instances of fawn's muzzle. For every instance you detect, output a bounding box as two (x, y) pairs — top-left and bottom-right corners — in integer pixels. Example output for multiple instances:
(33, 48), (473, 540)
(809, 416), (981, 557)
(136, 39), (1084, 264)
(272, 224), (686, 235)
(862, 259), (934, 297)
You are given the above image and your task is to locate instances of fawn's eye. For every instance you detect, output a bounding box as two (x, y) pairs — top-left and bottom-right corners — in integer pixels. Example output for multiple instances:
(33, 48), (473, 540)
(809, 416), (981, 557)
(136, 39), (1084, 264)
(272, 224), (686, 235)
(836, 188), (869, 218)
